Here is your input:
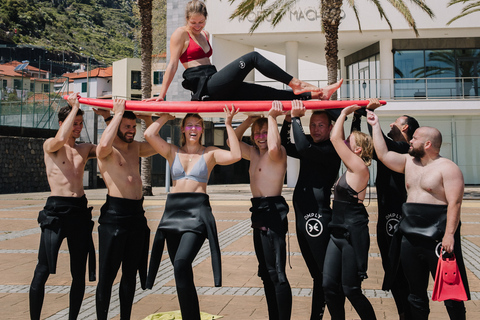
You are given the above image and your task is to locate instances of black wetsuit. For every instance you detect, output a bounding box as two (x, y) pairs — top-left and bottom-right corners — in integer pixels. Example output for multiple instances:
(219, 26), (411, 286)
(182, 52), (312, 101)
(399, 203), (470, 320)
(250, 196), (292, 320)
(147, 192), (221, 320)
(351, 115), (412, 317)
(96, 195), (150, 320)
(29, 195), (95, 320)
(323, 173), (376, 320)
(280, 117), (341, 320)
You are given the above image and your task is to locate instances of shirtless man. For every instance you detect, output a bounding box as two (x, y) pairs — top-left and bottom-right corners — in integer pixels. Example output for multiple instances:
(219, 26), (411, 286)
(95, 99), (157, 320)
(234, 101), (292, 320)
(29, 93), (110, 320)
(367, 111), (470, 320)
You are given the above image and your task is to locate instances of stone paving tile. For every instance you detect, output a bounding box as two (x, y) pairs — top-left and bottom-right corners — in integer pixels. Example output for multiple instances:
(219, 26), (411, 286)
(1, 185), (480, 319)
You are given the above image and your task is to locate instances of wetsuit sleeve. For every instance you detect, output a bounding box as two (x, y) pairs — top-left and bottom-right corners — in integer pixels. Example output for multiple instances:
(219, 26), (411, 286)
(351, 111), (362, 132)
(280, 120), (301, 159)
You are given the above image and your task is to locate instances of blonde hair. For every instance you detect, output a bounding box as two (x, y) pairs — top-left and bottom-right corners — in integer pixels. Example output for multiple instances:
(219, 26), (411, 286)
(185, 0), (208, 20)
(180, 113), (204, 146)
(351, 131), (373, 166)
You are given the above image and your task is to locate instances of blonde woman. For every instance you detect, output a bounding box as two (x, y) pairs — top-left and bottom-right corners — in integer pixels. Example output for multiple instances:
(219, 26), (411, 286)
(144, 107), (241, 320)
(322, 105), (376, 320)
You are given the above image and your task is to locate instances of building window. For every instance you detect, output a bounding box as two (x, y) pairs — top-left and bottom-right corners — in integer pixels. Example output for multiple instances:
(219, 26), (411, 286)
(394, 49), (480, 98)
(131, 71), (141, 90)
(2, 79), (7, 89)
(345, 54), (380, 99)
(81, 82), (87, 92)
(30, 82), (35, 92)
(43, 83), (50, 92)
(13, 79), (22, 89)
(153, 71), (164, 85)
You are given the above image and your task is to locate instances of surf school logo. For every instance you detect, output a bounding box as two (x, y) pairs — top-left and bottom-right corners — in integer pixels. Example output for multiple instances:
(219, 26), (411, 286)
(306, 218), (323, 237)
(385, 212), (400, 237)
(239, 61), (246, 69)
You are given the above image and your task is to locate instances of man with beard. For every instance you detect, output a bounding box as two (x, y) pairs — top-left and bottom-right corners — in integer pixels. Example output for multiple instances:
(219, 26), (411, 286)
(279, 101), (341, 320)
(353, 101), (419, 320)
(30, 93), (110, 320)
(95, 99), (157, 320)
(367, 111), (470, 320)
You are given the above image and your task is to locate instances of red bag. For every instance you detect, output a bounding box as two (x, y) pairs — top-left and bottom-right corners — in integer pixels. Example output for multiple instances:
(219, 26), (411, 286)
(432, 252), (468, 301)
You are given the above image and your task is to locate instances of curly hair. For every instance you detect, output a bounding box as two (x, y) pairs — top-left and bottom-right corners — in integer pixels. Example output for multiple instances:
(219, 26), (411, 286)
(351, 131), (373, 166)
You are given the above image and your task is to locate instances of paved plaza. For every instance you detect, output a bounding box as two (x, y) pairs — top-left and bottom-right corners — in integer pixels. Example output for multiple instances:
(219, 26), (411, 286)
(1, 184), (480, 319)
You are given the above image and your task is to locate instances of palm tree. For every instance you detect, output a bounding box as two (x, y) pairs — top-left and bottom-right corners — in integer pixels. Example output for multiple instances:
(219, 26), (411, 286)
(228, 0), (434, 90)
(138, 0), (154, 196)
(447, 0), (480, 24)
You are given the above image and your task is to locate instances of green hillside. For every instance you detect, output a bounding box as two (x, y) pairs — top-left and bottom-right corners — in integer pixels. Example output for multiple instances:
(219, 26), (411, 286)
(0, 0), (166, 65)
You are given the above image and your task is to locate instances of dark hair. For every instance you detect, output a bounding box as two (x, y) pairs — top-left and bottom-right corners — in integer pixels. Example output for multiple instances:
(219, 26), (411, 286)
(123, 111), (137, 120)
(185, 0), (208, 20)
(403, 115), (419, 141)
(311, 110), (333, 125)
(58, 106), (84, 122)
(250, 117), (268, 149)
(180, 113), (204, 146)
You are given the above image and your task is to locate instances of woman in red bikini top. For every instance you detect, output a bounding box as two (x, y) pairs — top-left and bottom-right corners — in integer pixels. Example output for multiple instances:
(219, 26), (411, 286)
(146, 0), (342, 102)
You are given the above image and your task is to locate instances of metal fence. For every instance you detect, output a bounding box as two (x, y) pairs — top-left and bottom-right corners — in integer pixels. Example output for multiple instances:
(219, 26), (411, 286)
(0, 77), (69, 129)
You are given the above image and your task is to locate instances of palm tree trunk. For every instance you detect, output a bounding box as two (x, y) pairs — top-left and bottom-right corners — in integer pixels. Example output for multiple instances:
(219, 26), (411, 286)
(321, 0), (342, 100)
(139, 0), (153, 196)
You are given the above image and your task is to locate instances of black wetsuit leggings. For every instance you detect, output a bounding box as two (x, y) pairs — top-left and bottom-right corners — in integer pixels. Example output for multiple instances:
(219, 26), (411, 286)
(205, 52), (311, 101)
(400, 235), (467, 320)
(253, 228), (292, 320)
(166, 231), (206, 320)
(376, 206), (411, 318)
(30, 222), (90, 320)
(295, 212), (332, 320)
(96, 223), (146, 320)
(323, 236), (376, 320)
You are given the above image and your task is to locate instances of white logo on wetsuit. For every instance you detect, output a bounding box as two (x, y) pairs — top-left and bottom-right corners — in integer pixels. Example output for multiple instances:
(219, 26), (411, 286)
(306, 218), (323, 237)
(386, 218), (399, 237)
(239, 61), (246, 69)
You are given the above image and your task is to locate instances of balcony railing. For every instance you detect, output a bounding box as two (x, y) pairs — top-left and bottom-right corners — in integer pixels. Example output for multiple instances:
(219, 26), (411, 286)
(255, 77), (480, 100)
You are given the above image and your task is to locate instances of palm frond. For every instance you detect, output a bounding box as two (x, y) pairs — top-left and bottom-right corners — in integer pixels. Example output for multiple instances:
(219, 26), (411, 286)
(448, 7), (480, 24)
(384, 0), (418, 36)
(369, 0), (393, 32)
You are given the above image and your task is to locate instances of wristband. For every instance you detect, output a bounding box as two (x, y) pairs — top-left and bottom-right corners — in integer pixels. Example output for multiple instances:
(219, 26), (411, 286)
(104, 116), (113, 122)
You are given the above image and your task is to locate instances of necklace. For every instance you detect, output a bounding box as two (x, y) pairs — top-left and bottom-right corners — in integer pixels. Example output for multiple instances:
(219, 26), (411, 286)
(187, 146), (202, 161)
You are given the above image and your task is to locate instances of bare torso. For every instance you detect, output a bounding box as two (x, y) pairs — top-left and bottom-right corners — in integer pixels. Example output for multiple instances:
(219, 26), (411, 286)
(405, 156), (453, 204)
(249, 148), (287, 198)
(44, 141), (94, 197)
(98, 141), (143, 200)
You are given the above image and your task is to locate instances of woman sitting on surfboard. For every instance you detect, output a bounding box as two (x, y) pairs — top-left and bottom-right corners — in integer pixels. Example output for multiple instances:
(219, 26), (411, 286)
(144, 107), (241, 320)
(146, 0), (342, 102)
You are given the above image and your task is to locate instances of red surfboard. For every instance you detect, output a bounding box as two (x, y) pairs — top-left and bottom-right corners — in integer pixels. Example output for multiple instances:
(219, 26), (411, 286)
(64, 96), (386, 115)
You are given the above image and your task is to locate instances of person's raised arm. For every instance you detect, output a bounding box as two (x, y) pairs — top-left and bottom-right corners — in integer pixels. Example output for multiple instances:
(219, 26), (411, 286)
(232, 114), (258, 161)
(44, 92), (81, 153)
(366, 110), (407, 173)
(213, 106), (242, 165)
(442, 163), (465, 253)
(144, 113), (176, 161)
(96, 99), (125, 160)
(331, 105), (365, 173)
(136, 114), (158, 157)
(267, 101), (287, 162)
(146, 28), (186, 101)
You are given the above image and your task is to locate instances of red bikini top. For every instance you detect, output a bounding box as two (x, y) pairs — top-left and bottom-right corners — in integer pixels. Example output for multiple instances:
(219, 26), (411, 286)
(179, 31), (212, 64)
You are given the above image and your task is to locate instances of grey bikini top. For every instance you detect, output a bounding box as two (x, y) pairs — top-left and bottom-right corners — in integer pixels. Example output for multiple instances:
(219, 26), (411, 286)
(171, 148), (209, 183)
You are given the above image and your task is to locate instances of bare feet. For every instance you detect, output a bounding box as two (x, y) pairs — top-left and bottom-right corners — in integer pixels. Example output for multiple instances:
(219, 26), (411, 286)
(288, 78), (322, 95)
(315, 78), (344, 100)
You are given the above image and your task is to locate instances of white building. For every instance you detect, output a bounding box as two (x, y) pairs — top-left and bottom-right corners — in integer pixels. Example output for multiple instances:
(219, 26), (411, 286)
(166, 0), (480, 184)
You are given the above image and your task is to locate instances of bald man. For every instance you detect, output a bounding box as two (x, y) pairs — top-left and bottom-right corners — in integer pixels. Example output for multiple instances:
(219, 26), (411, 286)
(367, 111), (470, 320)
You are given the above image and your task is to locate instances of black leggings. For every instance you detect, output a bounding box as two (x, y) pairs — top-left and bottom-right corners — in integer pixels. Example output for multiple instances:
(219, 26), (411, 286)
(323, 236), (376, 320)
(166, 232), (206, 320)
(205, 52), (311, 101)
(253, 228), (292, 320)
(96, 222), (147, 320)
(30, 222), (90, 320)
(376, 206), (411, 318)
(294, 210), (331, 320)
(400, 235), (467, 320)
